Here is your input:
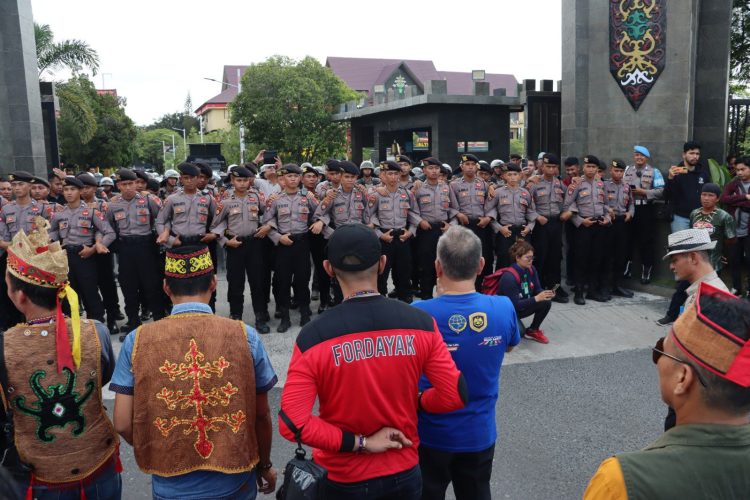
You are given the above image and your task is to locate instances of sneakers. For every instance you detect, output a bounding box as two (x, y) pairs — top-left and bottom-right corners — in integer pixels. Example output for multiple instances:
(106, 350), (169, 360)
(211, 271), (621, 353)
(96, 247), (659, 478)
(641, 265), (653, 285)
(524, 329), (549, 344)
(656, 316), (675, 327)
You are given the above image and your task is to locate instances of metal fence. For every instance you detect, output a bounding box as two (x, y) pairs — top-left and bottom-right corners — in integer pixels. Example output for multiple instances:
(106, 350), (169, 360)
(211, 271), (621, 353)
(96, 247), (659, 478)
(729, 98), (750, 155)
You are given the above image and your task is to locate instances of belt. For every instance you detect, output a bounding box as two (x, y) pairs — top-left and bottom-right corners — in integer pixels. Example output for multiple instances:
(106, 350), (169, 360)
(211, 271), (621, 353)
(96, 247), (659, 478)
(65, 244), (85, 253)
(119, 234), (154, 244)
(384, 228), (406, 237)
(177, 234), (205, 244)
(289, 233), (308, 242)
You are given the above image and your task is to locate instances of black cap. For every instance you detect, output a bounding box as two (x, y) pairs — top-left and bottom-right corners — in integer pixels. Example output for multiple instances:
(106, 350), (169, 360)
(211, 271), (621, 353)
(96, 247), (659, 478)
(396, 155), (412, 165)
(420, 157), (442, 168)
(177, 162), (200, 177)
(133, 169), (151, 182)
(542, 153), (560, 166)
(327, 224), (381, 272)
(325, 159), (342, 172)
(115, 168), (137, 181)
(147, 178), (160, 192)
(195, 162), (213, 178)
(478, 161), (492, 173)
(8, 171), (36, 183)
(230, 166), (253, 178)
(564, 156), (580, 167)
(64, 176), (84, 188)
(33, 176), (50, 188)
(506, 163), (522, 173)
(583, 155), (600, 167)
(339, 160), (359, 176)
(610, 159), (627, 170)
(460, 154), (479, 163)
(280, 163), (302, 175)
(76, 172), (98, 187)
(241, 162), (258, 175)
(701, 183), (722, 196)
(379, 160), (401, 172)
(301, 164), (317, 175)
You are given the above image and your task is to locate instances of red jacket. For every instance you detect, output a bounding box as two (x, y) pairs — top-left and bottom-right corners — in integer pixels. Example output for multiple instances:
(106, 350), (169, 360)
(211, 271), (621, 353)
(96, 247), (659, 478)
(279, 295), (466, 483)
(720, 178), (750, 221)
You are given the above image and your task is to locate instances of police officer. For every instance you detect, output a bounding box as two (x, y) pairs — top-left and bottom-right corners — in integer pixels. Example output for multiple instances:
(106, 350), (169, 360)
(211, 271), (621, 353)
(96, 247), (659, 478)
(316, 159), (343, 199)
(159, 169), (180, 200)
(358, 160), (381, 189)
(368, 160), (421, 302)
(623, 145), (664, 284)
(302, 164), (331, 311)
(563, 155), (611, 305)
(48, 176), (115, 322)
(529, 153), (568, 302)
(196, 162), (217, 196)
(210, 165), (272, 333)
(604, 159), (635, 298)
(78, 172), (123, 332)
(450, 154), (494, 289)
(413, 157), (454, 299)
(486, 163), (538, 269)
(107, 168), (165, 334)
(311, 160), (369, 304)
(264, 164), (317, 332)
(396, 154), (416, 190)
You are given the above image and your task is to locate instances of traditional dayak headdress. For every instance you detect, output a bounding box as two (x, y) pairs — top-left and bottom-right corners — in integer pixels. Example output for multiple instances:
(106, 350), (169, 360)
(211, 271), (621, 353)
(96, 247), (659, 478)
(164, 245), (214, 279)
(671, 282), (750, 387)
(6, 217), (81, 373)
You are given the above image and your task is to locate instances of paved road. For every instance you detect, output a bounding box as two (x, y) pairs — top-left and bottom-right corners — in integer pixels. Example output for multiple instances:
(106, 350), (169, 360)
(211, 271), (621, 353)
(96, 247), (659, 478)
(104, 276), (671, 499)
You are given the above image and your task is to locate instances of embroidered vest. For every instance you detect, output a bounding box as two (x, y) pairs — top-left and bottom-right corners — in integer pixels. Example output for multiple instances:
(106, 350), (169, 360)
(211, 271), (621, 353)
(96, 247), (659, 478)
(132, 314), (258, 476)
(2, 319), (118, 483)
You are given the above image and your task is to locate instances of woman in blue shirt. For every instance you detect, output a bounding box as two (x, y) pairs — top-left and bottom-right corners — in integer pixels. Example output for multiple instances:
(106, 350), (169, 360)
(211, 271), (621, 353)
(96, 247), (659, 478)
(497, 240), (555, 343)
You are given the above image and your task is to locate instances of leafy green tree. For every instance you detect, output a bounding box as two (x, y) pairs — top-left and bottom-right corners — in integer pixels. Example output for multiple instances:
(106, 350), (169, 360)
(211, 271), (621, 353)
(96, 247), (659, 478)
(231, 55), (360, 164)
(732, 0), (750, 86)
(134, 128), (181, 170)
(510, 138), (525, 157)
(148, 111), (199, 135)
(58, 76), (136, 168)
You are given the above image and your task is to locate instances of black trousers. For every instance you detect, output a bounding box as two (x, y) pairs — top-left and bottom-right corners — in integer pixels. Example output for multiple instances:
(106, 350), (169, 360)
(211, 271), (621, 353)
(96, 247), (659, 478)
(66, 247), (104, 322)
(518, 300), (551, 330)
(419, 444), (495, 500)
(464, 221), (493, 290)
(565, 220), (577, 283)
(531, 218), (562, 287)
(603, 216), (631, 287)
(225, 238), (265, 318)
(275, 235), (311, 316)
(261, 238), (279, 307)
(96, 252), (120, 320)
(628, 203), (656, 269)
(730, 235), (750, 293)
(495, 225), (526, 270)
(0, 254), (23, 331)
(574, 224), (605, 290)
(416, 225), (442, 299)
(118, 236), (164, 324)
(309, 233), (330, 305)
(378, 234), (412, 300)
(666, 280), (691, 320)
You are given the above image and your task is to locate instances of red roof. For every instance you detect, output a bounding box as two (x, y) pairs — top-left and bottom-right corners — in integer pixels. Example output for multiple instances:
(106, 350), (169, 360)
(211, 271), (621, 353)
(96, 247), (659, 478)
(195, 65), (249, 114)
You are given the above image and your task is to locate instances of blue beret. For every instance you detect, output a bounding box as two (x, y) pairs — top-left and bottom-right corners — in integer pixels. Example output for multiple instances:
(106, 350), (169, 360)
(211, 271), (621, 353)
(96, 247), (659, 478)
(634, 145), (651, 158)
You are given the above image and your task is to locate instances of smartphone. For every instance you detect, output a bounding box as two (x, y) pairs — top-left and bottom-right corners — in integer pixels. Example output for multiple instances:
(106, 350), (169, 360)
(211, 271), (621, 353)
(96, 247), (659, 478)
(551, 284), (560, 292)
(521, 158), (528, 168)
(263, 150), (278, 165)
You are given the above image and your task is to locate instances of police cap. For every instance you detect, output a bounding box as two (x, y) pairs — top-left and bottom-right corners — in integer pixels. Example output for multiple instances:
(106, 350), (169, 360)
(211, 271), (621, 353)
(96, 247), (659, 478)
(33, 176), (50, 188)
(195, 162), (213, 178)
(543, 153), (560, 166)
(478, 161), (492, 173)
(583, 155), (601, 167)
(230, 166), (253, 178)
(460, 154), (479, 164)
(379, 160), (401, 172)
(420, 157), (442, 168)
(281, 163), (302, 175)
(8, 171), (36, 183)
(177, 162), (200, 177)
(506, 163), (522, 173)
(325, 159), (343, 172)
(133, 169), (151, 182)
(64, 176), (84, 189)
(76, 172), (98, 187)
(339, 160), (360, 176)
(396, 155), (412, 165)
(610, 159), (627, 170)
(115, 168), (137, 181)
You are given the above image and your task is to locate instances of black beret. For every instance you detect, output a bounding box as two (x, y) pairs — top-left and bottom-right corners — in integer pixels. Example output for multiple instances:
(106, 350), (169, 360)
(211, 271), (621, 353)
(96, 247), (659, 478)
(420, 157), (442, 168)
(8, 171), (36, 183)
(133, 169), (150, 181)
(564, 157), (580, 167)
(339, 160), (360, 176)
(280, 163), (302, 175)
(33, 176), (50, 188)
(241, 163), (258, 175)
(460, 154), (479, 163)
(115, 168), (137, 181)
(177, 162), (200, 177)
(379, 160), (401, 172)
(583, 155), (600, 166)
(230, 166), (253, 178)
(396, 155), (412, 165)
(147, 178), (160, 192)
(76, 173), (98, 187)
(63, 176), (84, 188)
(478, 161), (492, 173)
(301, 164), (317, 175)
(325, 159), (342, 172)
(195, 162), (213, 178)
(506, 163), (522, 173)
(610, 159), (627, 170)
(543, 153), (560, 165)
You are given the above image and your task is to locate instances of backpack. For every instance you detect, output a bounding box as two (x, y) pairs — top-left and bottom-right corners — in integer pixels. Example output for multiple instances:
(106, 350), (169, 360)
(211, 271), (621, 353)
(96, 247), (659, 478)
(481, 266), (534, 296)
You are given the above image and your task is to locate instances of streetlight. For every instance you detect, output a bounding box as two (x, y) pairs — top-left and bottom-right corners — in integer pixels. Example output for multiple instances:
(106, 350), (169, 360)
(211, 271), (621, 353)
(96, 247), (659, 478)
(172, 127), (187, 160)
(204, 68), (246, 163)
(155, 140), (166, 164)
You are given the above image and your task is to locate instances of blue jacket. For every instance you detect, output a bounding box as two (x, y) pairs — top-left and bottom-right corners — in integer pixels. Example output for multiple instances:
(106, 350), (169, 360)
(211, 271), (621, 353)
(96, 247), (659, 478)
(497, 263), (541, 311)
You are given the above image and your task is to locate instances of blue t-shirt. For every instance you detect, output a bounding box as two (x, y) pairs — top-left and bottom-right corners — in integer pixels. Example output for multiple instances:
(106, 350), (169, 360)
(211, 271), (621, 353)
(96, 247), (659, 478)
(110, 303), (278, 500)
(413, 292), (520, 452)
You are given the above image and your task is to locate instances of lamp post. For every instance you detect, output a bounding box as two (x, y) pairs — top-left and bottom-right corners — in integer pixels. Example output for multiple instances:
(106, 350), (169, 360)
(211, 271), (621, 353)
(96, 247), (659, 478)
(172, 127), (187, 160)
(204, 71), (245, 163)
(155, 140), (166, 165)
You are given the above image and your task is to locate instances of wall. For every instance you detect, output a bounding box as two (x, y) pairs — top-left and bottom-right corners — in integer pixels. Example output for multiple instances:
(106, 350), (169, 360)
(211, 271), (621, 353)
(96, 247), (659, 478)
(203, 107), (230, 133)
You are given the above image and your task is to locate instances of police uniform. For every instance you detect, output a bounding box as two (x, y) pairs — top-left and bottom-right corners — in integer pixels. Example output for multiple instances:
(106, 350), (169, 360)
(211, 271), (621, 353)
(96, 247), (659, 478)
(529, 154), (567, 297)
(485, 166), (538, 269)
(368, 160), (421, 302)
(449, 154), (493, 289)
(414, 157), (455, 299)
(210, 165), (270, 332)
(48, 176), (116, 322)
(396, 155), (416, 191)
(603, 160), (635, 297)
(107, 168), (165, 332)
(264, 164), (317, 331)
(311, 161), (342, 310)
(563, 156), (611, 304)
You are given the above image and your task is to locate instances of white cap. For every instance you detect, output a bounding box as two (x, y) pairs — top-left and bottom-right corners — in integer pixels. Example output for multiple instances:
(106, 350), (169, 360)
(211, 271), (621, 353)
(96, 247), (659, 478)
(300, 162), (313, 169)
(261, 164), (276, 173)
(99, 177), (114, 186)
(490, 159), (504, 168)
(537, 152), (546, 160)
(164, 169), (179, 179)
(360, 160), (374, 170)
(663, 229), (717, 260)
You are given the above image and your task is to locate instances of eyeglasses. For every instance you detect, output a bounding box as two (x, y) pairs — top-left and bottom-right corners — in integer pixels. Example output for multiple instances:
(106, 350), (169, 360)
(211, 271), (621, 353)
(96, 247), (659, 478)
(521, 254), (535, 261)
(652, 337), (707, 387)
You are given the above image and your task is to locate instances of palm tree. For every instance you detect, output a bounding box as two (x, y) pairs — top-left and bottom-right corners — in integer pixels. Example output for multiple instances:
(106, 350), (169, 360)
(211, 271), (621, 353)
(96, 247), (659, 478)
(35, 23), (99, 143)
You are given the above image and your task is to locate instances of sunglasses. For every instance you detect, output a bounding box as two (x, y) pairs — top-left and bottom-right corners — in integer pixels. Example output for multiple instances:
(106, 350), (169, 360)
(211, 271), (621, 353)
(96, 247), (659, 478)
(652, 337), (707, 387)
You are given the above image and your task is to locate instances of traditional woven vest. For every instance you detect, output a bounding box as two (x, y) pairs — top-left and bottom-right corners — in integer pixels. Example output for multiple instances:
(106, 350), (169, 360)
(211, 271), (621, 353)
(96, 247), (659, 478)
(3, 319), (118, 483)
(132, 313), (258, 476)
(617, 424), (750, 499)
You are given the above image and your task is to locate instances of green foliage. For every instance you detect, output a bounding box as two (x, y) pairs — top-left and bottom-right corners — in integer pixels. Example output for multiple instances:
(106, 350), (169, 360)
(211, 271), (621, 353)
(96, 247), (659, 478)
(231, 55), (360, 164)
(509, 138), (525, 157)
(35, 23), (99, 78)
(732, 0), (750, 85)
(58, 76), (136, 168)
(707, 158), (732, 188)
(134, 128), (180, 170)
(147, 111), (199, 135)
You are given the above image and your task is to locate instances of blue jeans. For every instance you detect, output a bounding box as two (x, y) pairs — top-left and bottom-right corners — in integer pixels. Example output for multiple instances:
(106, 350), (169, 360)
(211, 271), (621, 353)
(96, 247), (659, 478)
(10, 464), (121, 500)
(152, 474), (256, 500)
(323, 465), (422, 500)
(671, 215), (691, 233)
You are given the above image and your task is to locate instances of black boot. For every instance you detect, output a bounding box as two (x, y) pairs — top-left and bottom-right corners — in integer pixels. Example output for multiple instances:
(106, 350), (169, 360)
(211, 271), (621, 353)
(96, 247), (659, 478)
(641, 265), (653, 285)
(574, 288), (586, 305)
(277, 309), (291, 333)
(300, 309), (311, 327)
(586, 288), (607, 302)
(611, 282), (634, 298)
(552, 286), (569, 304)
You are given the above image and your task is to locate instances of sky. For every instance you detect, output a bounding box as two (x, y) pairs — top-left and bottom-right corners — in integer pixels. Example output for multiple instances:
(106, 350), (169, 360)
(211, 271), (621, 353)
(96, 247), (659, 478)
(31, 0), (562, 126)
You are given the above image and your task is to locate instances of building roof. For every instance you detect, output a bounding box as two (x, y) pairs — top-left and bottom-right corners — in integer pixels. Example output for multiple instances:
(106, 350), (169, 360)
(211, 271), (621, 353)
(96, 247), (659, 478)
(195, 65), (248, 115)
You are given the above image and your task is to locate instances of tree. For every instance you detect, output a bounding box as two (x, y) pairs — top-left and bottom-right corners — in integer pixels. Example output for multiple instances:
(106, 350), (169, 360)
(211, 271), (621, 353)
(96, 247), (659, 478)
(148, 111), (199, 135)
(731, 0), (750, 86)
(58, 76), (136, 168)
(510, 138), (525, 157)
(231, 55), (361, 164)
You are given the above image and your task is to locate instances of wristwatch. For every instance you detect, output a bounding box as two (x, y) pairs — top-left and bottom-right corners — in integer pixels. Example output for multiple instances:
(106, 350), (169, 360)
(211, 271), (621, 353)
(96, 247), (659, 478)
(258, 462), (273, 470)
